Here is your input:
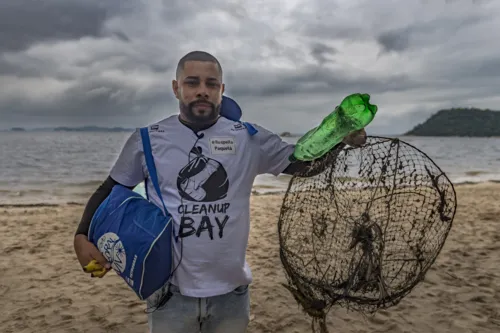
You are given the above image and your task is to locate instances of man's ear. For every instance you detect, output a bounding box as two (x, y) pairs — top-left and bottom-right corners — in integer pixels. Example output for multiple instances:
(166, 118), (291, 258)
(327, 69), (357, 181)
(172, 80), (179, 99)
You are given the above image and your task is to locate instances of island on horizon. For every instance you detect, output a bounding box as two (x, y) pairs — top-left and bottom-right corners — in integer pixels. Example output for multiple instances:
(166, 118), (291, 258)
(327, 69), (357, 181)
(404, 107), (500, 137)
(52, 126), (133, 132)
(8, 126), (134, 132)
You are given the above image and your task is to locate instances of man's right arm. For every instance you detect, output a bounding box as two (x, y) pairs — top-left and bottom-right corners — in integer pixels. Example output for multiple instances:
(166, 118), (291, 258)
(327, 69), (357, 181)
(74, 176), (134, 237)
(74, 129), (146, 274)
(75, 129), (146, 237)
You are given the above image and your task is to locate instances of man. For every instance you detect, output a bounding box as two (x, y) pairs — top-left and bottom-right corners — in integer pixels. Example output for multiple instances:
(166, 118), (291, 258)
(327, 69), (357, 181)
(73, 50), (366, 333)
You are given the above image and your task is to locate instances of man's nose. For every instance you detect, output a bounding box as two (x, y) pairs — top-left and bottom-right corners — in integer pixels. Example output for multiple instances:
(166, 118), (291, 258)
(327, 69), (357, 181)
(195, 83), (209, 98)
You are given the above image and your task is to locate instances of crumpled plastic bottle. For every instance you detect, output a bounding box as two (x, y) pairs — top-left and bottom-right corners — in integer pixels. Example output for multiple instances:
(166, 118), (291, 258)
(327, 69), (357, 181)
(291, 93), (378, 162)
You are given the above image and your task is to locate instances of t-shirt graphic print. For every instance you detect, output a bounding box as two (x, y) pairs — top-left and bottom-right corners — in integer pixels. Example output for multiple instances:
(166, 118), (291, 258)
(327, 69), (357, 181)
(177, 145), (231, 241)
(177, 145), (229, 202)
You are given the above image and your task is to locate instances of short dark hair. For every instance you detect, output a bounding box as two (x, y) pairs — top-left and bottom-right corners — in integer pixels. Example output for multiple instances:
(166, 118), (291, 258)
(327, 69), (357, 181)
(176, 51), (223, 79)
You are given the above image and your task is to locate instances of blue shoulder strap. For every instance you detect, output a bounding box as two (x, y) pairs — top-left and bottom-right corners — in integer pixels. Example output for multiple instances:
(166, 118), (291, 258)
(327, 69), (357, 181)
(221, 95), (258, 136)
(241, 122), (258, 136)
(139, 127), (168, 217)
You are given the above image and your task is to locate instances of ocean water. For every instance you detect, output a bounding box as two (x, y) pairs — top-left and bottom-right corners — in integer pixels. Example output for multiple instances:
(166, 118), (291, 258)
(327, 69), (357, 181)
(1, 131), (499, 205)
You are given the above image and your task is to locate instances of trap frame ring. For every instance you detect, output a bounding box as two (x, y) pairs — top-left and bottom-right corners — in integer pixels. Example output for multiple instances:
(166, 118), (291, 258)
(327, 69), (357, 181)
(277, 135), (457, 321)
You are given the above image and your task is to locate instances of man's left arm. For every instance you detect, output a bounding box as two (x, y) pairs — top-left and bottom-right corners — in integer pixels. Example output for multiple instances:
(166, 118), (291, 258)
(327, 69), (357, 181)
(283, 129), (366, 177)
(254, 127), (325, 177)
(254, 124), (367, 177)
(282, 129), (367, 177)
(282, 155), (330, 177)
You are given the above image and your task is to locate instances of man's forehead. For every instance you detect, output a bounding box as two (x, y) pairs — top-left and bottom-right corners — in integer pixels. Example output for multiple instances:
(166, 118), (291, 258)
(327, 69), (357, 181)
(181, 60), (221, 79)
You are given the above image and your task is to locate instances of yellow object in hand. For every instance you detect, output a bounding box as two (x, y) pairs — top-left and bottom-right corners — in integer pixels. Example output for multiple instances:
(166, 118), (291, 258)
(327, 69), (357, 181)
(83, 259), (108, 278)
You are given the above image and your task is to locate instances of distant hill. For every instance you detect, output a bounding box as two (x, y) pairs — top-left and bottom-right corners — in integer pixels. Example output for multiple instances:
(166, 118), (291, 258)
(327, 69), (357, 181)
(405, 107), (500, 137)
(1, 126), (134, 132)
(52, 126), (133, 132)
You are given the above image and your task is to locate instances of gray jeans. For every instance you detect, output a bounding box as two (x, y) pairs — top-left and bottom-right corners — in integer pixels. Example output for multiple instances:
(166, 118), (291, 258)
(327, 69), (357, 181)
(146, 284), (250, 333)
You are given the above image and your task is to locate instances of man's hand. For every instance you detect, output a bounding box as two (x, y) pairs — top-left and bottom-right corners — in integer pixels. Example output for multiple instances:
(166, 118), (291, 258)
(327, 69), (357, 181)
(74, 234), (111, 278)
(342, 128), (367, 148)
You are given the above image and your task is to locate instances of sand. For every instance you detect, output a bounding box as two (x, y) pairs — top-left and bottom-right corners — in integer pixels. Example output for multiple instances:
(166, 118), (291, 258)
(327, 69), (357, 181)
(1, 182), (500, 333)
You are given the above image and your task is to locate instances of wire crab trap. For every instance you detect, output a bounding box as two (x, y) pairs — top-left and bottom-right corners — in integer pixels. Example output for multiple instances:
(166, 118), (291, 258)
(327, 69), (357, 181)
(278, 136), (457, 332)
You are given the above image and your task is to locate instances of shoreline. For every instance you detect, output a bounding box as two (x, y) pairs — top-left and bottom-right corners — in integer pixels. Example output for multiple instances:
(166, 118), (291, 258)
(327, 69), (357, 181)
(1, 180), (499, 208)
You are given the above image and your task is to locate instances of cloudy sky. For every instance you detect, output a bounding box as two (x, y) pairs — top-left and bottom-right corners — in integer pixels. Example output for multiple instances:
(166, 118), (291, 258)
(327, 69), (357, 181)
(1, 0), (499, 134)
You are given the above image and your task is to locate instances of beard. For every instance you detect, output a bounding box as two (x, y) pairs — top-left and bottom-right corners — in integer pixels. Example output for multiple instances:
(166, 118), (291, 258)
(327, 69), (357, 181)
(180, 100), (220, 125)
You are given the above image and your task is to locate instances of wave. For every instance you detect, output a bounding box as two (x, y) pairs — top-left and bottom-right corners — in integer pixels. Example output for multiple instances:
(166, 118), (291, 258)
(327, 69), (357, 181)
(450, 173), (500, 185)
(2, 172), (500, 205)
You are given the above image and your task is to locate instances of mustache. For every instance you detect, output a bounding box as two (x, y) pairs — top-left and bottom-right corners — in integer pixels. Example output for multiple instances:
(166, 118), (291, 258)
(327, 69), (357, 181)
(189, 100), (215, 108)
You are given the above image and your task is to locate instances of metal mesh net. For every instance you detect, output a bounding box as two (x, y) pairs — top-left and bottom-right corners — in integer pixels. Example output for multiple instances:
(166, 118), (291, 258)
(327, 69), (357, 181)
(278, 136), (457, 332)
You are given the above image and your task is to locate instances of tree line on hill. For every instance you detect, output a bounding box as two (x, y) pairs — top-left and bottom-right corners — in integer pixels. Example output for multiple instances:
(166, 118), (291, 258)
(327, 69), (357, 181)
(404, 107), (500, 137)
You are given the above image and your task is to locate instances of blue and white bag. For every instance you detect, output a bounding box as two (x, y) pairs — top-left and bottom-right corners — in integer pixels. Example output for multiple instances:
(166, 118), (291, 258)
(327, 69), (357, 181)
(88, 127), (174, 301)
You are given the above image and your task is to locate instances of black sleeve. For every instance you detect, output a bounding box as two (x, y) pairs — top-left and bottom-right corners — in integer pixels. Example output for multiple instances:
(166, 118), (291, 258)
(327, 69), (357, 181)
(74, 176), (135, 237)
(282, 143), (346, 177)
(282, 159), (327, 177)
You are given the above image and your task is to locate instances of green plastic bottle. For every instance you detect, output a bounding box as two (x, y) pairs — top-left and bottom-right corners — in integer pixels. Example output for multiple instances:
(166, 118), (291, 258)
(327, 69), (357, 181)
(291, 93), (378, 162)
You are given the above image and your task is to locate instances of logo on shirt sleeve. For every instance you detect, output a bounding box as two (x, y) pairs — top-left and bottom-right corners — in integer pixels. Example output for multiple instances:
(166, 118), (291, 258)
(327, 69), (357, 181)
(231, 123), (246, 131)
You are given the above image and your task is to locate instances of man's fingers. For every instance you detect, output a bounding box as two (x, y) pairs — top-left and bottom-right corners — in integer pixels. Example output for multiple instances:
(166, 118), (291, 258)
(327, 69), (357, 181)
(91, 269), (108, 278)
(89, 247), (111, 270)
(83, 259), (104, 272)
(75, 235), (111, 278)
(342, 129), (367, 147)
(83, 260), (109, 278)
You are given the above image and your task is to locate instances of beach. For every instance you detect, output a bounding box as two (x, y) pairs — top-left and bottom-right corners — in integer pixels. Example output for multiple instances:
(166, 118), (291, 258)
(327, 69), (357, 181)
(1, 182), (499, 333)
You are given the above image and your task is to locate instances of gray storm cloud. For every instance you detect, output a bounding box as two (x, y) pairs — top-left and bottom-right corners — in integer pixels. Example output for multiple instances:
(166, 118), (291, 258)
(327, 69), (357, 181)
(0, 0), (499, 134)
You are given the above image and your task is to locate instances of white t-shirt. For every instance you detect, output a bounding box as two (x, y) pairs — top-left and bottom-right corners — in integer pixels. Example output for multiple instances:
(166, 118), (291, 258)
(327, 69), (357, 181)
(109, 115), (295, 298)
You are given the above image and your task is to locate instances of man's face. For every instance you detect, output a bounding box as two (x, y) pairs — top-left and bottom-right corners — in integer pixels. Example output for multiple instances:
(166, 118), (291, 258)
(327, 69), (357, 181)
(172, 60), (224, 124)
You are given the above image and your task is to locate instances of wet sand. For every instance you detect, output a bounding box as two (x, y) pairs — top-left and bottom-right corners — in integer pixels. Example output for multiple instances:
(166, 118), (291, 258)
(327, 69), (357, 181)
(1, 182), (499, 333)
